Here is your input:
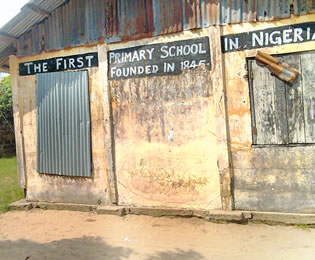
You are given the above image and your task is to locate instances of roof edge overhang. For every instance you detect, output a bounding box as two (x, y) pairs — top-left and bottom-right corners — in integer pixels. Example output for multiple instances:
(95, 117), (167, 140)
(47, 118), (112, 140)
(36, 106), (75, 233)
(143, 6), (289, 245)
(0, 0), (314, 73)
(0, 0), (68, 71)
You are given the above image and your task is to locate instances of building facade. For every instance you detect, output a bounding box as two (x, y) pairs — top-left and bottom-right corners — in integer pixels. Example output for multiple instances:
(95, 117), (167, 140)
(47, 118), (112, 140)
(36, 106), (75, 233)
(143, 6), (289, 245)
(1, 0), (314, 213)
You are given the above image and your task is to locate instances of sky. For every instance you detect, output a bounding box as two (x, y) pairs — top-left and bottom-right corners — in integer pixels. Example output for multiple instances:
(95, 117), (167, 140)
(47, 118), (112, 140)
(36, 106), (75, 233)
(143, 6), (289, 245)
(0, 0), (29, 28)
(0, 0), (28, 76)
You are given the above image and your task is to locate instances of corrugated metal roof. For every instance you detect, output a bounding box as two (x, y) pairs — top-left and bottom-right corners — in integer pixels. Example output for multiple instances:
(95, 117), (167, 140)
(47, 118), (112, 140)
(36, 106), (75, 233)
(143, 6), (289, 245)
(0, 0), (314, 71)
(0, 0), (67, 71)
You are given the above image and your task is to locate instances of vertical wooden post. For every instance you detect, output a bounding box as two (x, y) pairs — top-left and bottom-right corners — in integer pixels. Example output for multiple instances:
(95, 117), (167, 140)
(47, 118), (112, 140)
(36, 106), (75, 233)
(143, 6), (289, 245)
(98, 44), (119, 205)
(9, 55), (27, 190)
(208, 26), (234, 210)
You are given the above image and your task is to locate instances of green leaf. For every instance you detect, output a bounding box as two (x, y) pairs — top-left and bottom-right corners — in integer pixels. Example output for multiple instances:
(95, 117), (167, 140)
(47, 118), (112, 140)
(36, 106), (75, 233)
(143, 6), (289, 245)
(0, 76), (12, 117)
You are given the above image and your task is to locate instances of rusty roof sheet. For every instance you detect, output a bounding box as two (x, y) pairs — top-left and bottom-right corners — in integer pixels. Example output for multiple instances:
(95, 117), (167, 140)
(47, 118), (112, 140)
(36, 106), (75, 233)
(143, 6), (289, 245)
(0, 0), (67, 71)
(0, 0), (314, 71)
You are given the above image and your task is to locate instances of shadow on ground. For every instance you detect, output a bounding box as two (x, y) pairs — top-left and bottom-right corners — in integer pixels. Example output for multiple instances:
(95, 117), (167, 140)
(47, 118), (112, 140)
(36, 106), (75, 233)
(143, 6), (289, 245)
(0, 235), (206, 260)
(0, 236), (133, 260)
(147, 249), (206, 260)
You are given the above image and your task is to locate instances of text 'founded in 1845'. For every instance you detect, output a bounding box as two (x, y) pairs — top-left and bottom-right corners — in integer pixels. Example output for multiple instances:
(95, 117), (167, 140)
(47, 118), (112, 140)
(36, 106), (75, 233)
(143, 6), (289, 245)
(108, 37), (211, 80)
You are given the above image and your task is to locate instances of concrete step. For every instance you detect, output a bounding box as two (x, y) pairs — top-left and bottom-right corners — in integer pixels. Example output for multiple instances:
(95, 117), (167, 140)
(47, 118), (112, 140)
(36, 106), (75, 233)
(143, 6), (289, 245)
(8, 200), (315, 225)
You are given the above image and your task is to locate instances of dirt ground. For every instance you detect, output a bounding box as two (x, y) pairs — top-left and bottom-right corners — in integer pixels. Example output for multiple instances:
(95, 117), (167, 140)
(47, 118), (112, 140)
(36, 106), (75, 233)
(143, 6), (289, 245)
(0, 210), (314, 260)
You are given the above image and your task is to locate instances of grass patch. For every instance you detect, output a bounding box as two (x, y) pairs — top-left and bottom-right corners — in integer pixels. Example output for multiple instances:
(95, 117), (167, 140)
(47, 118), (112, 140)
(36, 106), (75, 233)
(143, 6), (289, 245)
(0, 157), (24, 213)
(295, 224), (315, 230)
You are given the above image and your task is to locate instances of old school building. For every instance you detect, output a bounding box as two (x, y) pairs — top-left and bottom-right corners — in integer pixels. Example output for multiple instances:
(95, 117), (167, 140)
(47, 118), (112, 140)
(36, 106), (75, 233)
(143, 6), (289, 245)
(0, 0), (314, 213)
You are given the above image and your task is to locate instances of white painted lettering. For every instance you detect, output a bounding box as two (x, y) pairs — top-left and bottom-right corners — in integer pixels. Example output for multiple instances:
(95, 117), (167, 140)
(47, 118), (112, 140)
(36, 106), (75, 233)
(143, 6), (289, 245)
(169, 46), (176, 57)
(110, 67), (117, 78)
(24, 62), (33, 74)
(130, 67), (137, 76)
(137, 66), (144, 74)
(307, 27), (311, 40)
(191, 44), (198, 55)
(42, 62), (48, 72)
(283, 29), (293, 43)
(190, 60), (197, 69)
(198, 43), (206, 54)
(64, 59), (67, 70)
(164, 62), (175, 72)
(265, 32), (269, 45)
(34, 63), (41, 73)
(69, 58), (76, 69)
(56, 58), (63, 70)
(77, 57), (84, 68)
(115, 53), (120, 63)
(145, 65), (152, 74)
(109, 52), (115, 64)
(85, 56), (94, 67)
(270, 31), (282, 45)
(293, 28), (303, 42)
(121, 52), (126, 63)
(139, 50), (146, 61)
(123, 67), (129, 77)
(181, 60), (190, 69)
(199, 60), (206, 66)
(132, 51), (140, 62)
(176, 45), (183, 56)
(252, 32), (264, 47)
(229, 38), (239, 50)
(152, 65), (158, 73)
(116, 68), (122, 77)
(146, 48), (155, 60)
(183, 45), (190, 55)
(124, 52), (132, 62)
(160, 46), (168, 58)
(168, 63), (175, 72)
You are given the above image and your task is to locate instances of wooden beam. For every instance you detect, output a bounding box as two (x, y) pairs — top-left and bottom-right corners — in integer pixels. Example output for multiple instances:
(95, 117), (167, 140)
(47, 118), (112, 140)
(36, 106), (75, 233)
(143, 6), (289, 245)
(0, 32), (17, 43)
(0, 65), (10, 73)
(0, 45), (16, 66)
(24, 3), (50, 17)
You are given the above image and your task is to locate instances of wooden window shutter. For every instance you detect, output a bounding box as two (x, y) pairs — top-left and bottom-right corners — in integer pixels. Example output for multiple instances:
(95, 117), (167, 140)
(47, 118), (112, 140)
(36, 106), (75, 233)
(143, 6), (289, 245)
(249, 51), (315, 145)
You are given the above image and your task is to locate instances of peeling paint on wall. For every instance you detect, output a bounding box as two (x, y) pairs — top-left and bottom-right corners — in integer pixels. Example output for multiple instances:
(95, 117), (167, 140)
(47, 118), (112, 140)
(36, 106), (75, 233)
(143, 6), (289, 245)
(110, 66), (221, 209)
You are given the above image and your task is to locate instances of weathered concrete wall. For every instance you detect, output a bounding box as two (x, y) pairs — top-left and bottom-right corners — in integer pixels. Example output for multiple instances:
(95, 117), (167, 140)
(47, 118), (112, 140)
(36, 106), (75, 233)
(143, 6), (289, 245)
(10, 27), (232, 210)
(9, 46), (109, 205)
(0, 117), (15, 157)
(12, 14), (315, 213)
(98, 28), (231, 210)
(223, 14), (315, 213)
(111, 68), (221, 209)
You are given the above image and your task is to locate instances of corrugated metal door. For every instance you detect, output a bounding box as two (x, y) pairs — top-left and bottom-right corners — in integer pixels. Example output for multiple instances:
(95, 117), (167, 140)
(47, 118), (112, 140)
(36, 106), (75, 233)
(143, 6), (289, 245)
(36, 71), (91, 177)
